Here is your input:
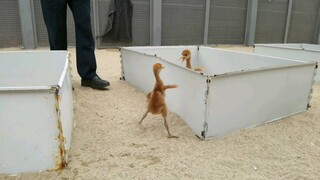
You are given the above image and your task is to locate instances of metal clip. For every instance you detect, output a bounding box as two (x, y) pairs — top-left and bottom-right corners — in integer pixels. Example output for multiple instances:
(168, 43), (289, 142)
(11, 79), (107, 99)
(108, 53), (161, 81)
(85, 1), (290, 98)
(201, 122), (208, 139)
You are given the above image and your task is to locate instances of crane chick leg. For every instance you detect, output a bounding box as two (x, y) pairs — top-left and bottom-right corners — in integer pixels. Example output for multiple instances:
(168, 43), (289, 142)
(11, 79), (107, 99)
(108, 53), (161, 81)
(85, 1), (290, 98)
(139, 111), (149, 125)
(161, 109), (178, 138)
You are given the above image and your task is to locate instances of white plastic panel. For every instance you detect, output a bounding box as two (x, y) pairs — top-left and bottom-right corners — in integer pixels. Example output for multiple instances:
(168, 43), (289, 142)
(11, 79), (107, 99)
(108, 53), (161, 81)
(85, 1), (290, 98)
(160, 61), (207, 137)
(58, 70), (74, 152)
(206, 64), (315, 138)
(0, 51), (73, 173)
(123, 46), (201, 69)
(254, 43), (320, 82)
(255, 43), (302, 49)
(301, 44), (320, 51)
(0, 51), (68, 87)
(121, 49), (159, 94)
(121, 48), (207, 136)
(198, 46), (307, 75)
(0, 91), (59, 173)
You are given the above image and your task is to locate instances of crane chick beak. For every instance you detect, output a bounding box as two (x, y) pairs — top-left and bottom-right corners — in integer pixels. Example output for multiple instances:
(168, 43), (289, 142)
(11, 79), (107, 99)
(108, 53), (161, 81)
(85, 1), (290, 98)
(178, 56), (186, 64)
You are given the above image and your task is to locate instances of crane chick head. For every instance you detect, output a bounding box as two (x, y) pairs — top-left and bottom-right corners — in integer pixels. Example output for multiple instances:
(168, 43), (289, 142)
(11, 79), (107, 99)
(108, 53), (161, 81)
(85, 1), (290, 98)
(153, 63), (164, 72)
(179, 49), (191, 63)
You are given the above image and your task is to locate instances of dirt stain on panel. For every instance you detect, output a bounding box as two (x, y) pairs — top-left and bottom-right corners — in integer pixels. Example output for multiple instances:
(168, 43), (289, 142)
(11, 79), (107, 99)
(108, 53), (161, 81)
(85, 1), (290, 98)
(54, 87), (67, 170)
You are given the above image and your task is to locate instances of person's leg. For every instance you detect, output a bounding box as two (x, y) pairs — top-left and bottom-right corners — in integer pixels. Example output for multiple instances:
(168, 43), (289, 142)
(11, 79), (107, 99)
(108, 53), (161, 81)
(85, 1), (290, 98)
(41, 0), (68, 50)
(68, 0), (97, 80)
(68, 0), (110, 89)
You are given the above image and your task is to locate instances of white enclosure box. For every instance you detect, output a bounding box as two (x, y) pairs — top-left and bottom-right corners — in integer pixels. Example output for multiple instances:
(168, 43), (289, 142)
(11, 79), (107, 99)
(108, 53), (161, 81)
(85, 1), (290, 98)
(120, 46), (317, 139)
(254, 43), (320, 82)
(0, 51), (73, 174)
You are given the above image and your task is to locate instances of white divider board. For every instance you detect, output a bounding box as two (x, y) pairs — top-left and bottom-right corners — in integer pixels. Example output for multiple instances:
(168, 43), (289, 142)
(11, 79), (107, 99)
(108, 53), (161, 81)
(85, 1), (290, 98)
(122, 46), (200, 70)
(198, 46), (316, 137)
(121, 46), (316, 140)
(58, 67), (74, 152)
(198, 47), (307, 75)
(0, 51), (67, 87)
(0, 91), (59, 173)
(207, 65), (315, 137)
(254, 43), (320, 82)
(0, 51), (73, 173)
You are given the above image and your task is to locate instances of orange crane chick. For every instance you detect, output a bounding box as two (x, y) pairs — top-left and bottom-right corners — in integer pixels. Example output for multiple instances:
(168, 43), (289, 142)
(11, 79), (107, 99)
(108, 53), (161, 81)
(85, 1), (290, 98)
(139, 63), (178, 138)
(179, 49), (205, 71)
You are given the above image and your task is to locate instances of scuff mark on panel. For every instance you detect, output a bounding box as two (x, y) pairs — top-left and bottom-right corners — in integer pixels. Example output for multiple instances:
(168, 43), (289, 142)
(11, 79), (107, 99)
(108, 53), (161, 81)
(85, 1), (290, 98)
(53, 86), (67, 170)
(120, 49), (126, 81)
(202, 76), (211, 140)
(307, 63), (318, 110)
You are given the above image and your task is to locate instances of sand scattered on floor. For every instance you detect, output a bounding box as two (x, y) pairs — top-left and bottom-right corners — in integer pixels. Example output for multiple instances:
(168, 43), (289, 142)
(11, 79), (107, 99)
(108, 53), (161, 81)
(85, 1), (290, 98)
(1, 45), (319, 179)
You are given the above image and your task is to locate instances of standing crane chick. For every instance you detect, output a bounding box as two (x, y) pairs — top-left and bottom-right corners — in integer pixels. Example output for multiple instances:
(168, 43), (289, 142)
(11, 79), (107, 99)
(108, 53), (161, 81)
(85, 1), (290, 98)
(139, 63), (178, 138)
(179, 49), (205, 71)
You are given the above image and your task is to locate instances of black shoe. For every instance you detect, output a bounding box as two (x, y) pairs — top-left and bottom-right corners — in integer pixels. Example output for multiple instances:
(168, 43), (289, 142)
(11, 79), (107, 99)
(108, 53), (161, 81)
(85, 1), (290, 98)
(81, 75), (110, 90)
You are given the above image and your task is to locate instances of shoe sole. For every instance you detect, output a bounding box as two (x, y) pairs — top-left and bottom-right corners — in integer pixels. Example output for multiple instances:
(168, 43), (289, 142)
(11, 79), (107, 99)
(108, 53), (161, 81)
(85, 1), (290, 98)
(81, 82), (110, 90)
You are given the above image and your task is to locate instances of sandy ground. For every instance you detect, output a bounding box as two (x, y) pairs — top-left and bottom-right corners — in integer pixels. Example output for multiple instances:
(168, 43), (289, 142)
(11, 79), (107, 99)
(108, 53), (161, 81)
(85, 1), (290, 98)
(1, 45), (320, 179)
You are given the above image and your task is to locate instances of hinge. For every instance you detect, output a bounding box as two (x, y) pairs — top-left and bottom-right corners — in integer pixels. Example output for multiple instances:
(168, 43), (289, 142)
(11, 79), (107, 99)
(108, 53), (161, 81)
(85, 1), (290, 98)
(202, 76), (210, 140)
(204, 90), (209, 104)
(307, 103), (311, 109)
(201, 122), (208, 139)
(204, 77), (211, 104)
(50, 85), (60, 93)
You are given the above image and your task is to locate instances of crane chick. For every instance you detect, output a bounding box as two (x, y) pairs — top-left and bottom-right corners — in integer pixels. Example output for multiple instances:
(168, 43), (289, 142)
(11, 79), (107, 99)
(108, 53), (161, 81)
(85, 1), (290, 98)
(179, 49), (205, 71)
(139, 63), (178, 138)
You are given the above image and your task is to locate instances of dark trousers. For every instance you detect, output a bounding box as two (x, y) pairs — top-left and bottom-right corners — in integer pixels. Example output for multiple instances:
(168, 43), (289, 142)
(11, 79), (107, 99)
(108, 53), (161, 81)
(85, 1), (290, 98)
(41, 0), (97, 80)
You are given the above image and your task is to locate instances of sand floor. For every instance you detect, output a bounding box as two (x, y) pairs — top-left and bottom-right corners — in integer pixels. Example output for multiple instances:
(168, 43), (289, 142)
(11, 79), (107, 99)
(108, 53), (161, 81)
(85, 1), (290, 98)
(1, 45), (320, 179)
